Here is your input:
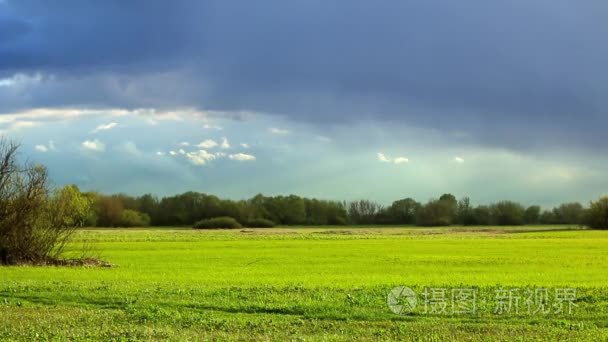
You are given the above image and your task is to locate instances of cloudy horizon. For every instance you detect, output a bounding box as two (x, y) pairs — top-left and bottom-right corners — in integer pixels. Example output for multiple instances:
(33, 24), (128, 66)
(1, 0), (607, 207)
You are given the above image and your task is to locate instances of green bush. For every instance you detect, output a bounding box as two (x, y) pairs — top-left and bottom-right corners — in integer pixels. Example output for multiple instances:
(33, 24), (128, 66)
(246, 218), (276, 228)
(193, 217), (242, 229)
(120, 209), (151, 227)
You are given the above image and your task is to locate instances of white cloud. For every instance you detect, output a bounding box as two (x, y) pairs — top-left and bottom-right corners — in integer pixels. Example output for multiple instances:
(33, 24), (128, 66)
(317, 136), (332, 143)
(0, 120), (40, 135)
(1, 121), (40, 133)
(229, 153), (256, 161)
(197, 139), (218, 149)
(0, 108), (122, 123)
(92, 122), (117, 133)
(133, 108), (196, 123)
(393, 157), (409, 164)
(240, 143), (250, 149)
(35, 144), (48, 152)
(220, 137), (230, 149)
(0, 73), (42, 88)
(269, 127), (290, 135)
(0, 108), (130, 135)
(81, 139), (105, 152)
(377, 152), (391, 163)
(203, 123), (223, 130)
(0, 107), (211, 128)
(178, 149), (186, 155)
(172, 147), (255, 165)
(378, 152), (409, 164)
(186, 150), (217, 165)
(0, 107), (245, 142)
(178, 142), (190, 146)
(34, 140), (56, 153)
(156, 151), (165, 156)
(12, 121), (38, 129)
(453, 156), (465, 164)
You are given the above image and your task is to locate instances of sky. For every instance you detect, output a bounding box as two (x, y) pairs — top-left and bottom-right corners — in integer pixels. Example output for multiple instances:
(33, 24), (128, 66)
(1, 0), (607, 207)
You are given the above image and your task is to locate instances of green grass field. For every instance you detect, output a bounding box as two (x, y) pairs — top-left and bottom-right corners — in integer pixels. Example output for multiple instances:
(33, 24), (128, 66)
(1, 226), (607, 341)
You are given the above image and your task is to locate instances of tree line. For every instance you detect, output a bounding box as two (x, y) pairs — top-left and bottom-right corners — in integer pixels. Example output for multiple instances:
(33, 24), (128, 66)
(4, 139), (607, 265)
(81, 190), (608, 228)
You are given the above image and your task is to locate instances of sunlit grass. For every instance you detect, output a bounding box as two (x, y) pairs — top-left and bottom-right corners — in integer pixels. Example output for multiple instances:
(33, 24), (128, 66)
(0, 226), (607, 340)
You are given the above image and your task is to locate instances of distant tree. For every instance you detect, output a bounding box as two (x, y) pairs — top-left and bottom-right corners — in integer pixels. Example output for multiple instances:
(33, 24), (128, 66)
(524, 205), (541, 224)
(416, 199), (453, 226)
(439, 193), (458, 219)
(472, 205), (491, 225)
(284, 195), (307, 224)
(136, 194), (159, 223)
(96, 195), (125, 227)
(249, 194), (271, 219)
(115, 193), (138, 211)
(585, 196), (608, 229)
(387, 198), (421, 224)
(348, 200), (382, 224)
(539, 210), (556, 224)
(552, 202), (584, 224)
(490, 201), (525, 225)
(303, 198), (348, 225)
(326, 201), (348, 225)
(439, 193), (457, 203)
(77, 186), (600, 229)
(264, 195), (306, 225)
(457, 197), (476, 225)
(155, 192), (219, 225)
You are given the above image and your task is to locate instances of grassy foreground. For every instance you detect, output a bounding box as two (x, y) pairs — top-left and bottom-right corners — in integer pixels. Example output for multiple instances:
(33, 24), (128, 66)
(1, 226), (607, 341)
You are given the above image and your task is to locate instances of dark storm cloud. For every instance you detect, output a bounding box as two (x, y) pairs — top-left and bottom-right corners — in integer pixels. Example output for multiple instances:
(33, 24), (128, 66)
(1, 0), (608, 150)
(0, 1), (199, 74)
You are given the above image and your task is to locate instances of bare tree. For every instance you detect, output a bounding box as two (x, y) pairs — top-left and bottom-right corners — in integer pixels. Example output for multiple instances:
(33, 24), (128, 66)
(0, 139), (90, 264)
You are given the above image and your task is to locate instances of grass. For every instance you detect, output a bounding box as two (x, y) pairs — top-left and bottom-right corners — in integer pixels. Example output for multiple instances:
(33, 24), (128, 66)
(0, 225), (607, 341)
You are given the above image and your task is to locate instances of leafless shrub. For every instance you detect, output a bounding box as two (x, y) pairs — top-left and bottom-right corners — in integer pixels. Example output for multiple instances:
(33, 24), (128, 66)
(0, 139), (91, 265)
